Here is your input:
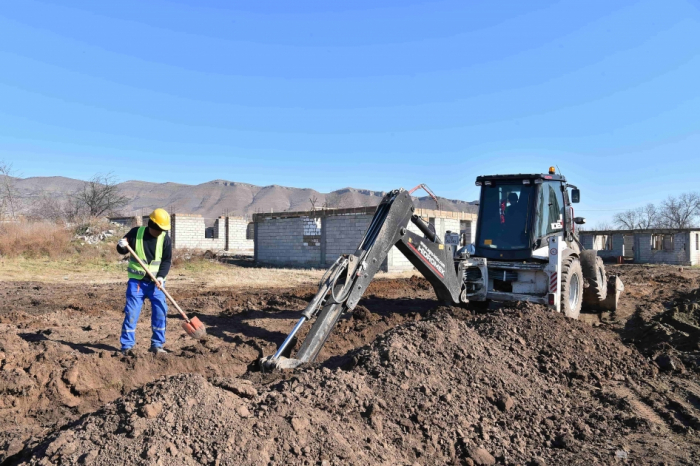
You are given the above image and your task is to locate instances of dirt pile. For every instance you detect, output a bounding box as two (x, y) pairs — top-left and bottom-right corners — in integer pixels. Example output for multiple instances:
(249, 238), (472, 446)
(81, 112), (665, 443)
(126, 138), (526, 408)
(0, 277), (439, 462)
(624, 285), (700, 373)
(15, 308), (699, 465)
(0, 324), (251, 462)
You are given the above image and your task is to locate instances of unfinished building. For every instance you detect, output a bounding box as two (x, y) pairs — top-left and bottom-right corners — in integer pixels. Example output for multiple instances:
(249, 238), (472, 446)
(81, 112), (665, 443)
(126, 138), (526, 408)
(253, 206), (478, 272)
(171, 214), (253, 251)
(580, 229), (700, 266)
(109, 214), (254, 251)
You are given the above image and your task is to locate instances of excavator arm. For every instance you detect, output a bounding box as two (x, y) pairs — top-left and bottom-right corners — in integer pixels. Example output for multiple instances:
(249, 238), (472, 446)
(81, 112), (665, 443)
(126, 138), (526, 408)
(261, 187), (465, 371)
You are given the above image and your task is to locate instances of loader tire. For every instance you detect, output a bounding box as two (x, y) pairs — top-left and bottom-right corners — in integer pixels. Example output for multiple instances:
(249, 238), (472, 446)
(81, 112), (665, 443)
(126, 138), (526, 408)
(581, 250), (607, 303)
(561, 256), (583, 319)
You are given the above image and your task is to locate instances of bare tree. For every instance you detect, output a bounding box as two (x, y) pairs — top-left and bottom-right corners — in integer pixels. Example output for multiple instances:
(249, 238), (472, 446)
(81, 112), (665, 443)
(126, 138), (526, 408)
(73, 173), (129, 218)
(638, 203), (658, 229)
(28, 191), (68, 222)
(0, 161), (21, 220)
(613, 203), (658, 230)
(309, 195), (318, 212)
(657, 192), (700, 229)
(612, 209), (640, 230)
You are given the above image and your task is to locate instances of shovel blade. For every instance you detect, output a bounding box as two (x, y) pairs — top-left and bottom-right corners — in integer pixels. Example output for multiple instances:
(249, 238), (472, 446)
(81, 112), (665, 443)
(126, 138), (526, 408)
(181, 316), (207, 340)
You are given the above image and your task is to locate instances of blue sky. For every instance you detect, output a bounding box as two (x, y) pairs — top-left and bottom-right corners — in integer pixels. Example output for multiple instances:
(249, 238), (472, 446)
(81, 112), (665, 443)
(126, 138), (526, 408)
(0, 0), (698, 225)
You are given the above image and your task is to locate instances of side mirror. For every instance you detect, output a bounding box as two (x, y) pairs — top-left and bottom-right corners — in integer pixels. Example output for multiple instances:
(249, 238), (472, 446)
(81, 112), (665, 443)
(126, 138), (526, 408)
(574, 217), (586, 225)
(571, 189), (580, 203)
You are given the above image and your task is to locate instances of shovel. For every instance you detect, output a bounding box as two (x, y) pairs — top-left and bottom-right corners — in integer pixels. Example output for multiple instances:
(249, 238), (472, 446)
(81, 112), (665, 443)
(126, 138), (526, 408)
(123, 243), (207, 340)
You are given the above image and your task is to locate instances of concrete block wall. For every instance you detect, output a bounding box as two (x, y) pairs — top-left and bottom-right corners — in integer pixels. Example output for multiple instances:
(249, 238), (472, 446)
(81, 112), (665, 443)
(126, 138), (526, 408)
(384, 220), (424, 272)
(635, 232), (691, 265)
(171, 214), (253, 251)
(324, 214), (374, 265)
(228, 217), (255, 250)
(172, 214), (224, 250)
(255, 217), (322, 265)
(580, 233), (625, 259)
(254, 206), (478, 272)
(581, 230), (700, 265)
(597, 234), (625, 259)
(580, 234), (594, 250)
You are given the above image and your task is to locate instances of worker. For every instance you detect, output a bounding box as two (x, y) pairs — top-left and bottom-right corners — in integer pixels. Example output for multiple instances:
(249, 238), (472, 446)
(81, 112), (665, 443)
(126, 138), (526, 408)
(116, 208), (173, 356)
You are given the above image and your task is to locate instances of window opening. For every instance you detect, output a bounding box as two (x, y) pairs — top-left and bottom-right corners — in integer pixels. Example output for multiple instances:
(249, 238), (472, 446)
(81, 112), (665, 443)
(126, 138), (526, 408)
(663, 235), (674, 251)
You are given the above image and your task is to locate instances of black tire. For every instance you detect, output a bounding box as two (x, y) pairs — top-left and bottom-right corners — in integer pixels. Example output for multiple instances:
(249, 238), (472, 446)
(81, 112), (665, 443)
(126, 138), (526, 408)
(580, 250), (608, 303)
(561, 256), (583, 319)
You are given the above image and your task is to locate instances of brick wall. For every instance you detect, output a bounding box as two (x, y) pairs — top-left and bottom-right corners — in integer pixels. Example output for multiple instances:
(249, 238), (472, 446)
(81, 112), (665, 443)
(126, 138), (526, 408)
(171, 214), (253, 251)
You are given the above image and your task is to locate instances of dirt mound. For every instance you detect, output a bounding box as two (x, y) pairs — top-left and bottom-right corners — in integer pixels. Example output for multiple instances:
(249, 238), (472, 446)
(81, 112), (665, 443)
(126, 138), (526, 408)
(623, 286), (700, 373)
(15, 309), (699, 465)
(0, 277), (440, 462)
(0, 324), (251, 462)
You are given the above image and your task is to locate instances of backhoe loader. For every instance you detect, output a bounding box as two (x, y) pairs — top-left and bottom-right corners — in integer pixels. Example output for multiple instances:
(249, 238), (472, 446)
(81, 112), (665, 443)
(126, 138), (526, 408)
(261, 168), (623, 370)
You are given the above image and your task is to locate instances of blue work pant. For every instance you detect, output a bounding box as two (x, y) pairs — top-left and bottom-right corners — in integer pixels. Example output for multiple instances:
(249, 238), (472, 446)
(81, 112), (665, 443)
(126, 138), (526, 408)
(120, 278), (168, 350)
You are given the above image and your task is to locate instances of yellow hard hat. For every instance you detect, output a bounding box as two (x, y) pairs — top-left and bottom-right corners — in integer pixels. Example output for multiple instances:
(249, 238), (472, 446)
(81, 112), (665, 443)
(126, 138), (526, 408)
(149, 208), (171, 231)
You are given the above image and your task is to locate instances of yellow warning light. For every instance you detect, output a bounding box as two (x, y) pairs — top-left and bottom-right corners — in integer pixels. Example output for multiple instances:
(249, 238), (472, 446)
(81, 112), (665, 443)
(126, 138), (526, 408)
(549, 166), (556, 174)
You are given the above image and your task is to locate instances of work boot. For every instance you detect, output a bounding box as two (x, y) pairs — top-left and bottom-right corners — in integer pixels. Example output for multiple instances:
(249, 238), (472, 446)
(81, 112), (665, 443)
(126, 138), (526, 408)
(120, 348), (135, 357)
(149, 346), (168, 357)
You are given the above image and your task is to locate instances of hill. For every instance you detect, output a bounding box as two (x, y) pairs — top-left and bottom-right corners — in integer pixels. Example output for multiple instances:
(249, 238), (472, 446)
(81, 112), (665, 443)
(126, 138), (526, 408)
(6, 176), (477, 220)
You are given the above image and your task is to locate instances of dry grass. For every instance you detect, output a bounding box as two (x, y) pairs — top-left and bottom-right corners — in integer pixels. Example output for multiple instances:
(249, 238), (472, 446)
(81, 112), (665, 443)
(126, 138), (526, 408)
(0, 221), (72, 258)
(0, 221), (418, 287)
(1, 247), (417, 288)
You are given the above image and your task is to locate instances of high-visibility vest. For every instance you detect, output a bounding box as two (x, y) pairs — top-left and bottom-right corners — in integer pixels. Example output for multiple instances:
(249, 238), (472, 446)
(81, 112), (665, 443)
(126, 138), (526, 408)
(127, 227), (165, 280)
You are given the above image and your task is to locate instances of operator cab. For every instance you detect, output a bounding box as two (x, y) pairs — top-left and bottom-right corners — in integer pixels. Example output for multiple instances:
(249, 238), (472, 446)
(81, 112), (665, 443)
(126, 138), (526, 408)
(474, 168), (580, 262)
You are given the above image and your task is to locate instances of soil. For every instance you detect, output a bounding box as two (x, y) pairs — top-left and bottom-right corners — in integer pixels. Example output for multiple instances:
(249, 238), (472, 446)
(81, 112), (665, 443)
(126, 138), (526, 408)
(1, 266), (700, 465)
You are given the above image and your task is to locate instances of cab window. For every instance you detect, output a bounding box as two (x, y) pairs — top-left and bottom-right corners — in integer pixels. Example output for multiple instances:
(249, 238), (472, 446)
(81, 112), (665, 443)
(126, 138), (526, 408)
(535, 181), (565, 239)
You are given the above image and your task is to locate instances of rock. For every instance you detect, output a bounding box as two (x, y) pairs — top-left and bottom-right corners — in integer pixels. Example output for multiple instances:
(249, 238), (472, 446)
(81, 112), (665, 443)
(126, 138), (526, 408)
(141, 402), (163, 419)
(553, 433), (575, 449)
(496, 394), (514, 412)
(166, 442), (179, 456)
(80, 450), (99, 464)
(530, 457), (546, 466)
(61, 442), (77, 456)
(63, 367), (79, 386)
(615, 449), (628, 460)
(143, 444), (158, 459)
(655, 353), (685, 373)
(290, 416), (309, 433)
(212, 377), (258, 399)
(237, 405), (251, 418)
(468, 447), (496, 466)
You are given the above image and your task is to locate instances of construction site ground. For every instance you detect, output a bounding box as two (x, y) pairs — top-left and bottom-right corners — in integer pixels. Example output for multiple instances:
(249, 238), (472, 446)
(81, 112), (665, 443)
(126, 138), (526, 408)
(1, 264), (700, 465)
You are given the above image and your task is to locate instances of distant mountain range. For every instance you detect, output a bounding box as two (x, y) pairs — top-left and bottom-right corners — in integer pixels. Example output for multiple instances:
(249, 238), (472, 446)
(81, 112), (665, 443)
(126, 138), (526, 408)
(7, 176), (478, 220)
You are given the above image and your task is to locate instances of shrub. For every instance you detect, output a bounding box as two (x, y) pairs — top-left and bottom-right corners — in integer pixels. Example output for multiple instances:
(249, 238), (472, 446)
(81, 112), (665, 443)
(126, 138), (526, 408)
(0, 220), (72, 258)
